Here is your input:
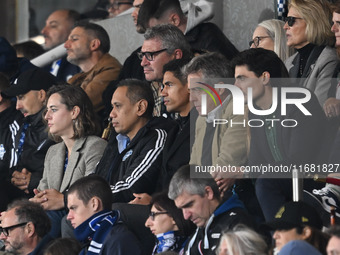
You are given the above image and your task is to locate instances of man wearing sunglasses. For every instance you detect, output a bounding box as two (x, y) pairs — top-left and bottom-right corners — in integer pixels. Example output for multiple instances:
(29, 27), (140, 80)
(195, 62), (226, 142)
(0, 200), (52, 255)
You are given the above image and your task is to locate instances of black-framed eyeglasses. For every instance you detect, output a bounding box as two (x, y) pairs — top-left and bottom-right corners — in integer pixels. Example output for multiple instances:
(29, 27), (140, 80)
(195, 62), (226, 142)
(137, 49), (168, 61)
(106, 2), (133, 10)
(0, 222), (28, 237)
(248, 36), (271, 47)
(148, 211), (169, 221)
(284, 16), (303, 27)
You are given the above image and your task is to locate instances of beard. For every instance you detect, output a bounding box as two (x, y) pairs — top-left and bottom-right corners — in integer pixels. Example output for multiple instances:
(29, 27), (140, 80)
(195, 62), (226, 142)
(5, 239), (25, 255)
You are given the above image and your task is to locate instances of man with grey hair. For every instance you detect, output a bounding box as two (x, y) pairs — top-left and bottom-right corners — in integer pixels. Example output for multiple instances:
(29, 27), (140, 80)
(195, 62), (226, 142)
(168, 164), (252, 255)
(139, 23), (192, 116)
(186, 52), (247, 193)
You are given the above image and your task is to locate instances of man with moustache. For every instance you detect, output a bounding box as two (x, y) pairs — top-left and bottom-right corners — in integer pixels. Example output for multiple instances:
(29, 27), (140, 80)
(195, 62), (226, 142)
(65, 21), (121, 122)
(0, 68), (56, 210)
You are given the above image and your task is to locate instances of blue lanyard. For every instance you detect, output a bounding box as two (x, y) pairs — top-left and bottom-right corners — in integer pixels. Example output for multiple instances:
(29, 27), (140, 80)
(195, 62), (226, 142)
(17, 122), (29, 159)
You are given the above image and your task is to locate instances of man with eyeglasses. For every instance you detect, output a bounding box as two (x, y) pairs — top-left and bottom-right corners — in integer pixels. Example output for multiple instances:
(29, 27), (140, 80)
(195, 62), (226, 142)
(139, 24), (192, 116)
(107, 0), (133, 18)
(0, 200), (52, 255)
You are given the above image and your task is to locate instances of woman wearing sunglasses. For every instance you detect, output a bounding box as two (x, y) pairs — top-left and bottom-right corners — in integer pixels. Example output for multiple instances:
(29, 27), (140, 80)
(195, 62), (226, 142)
(145, 192), (195, 254)
(284, 0), (338, 107)
(250, 19), (294, 62)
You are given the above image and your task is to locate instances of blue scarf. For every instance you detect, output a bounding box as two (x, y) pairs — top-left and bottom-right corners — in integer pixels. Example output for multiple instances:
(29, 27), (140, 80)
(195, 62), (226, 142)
(74, 210), (118, 255)
(153, 231), (187, 254)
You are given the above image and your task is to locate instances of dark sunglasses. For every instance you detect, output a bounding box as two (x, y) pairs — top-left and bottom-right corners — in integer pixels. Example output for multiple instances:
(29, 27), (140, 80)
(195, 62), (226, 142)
(0, 222), (28, 237)
(137, 49), (168, 61)
(148, 211), (169, 221)
(284, 16), (303, 27)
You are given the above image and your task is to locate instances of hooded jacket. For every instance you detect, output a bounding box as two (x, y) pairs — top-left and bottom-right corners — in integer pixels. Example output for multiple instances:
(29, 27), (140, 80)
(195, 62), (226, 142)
(182, 0), (239, 60)
(184, 194), (252, 255)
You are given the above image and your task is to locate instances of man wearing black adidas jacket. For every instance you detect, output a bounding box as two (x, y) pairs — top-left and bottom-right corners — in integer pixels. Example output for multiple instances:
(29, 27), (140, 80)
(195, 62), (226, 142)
(95, 79), (174, 203)
(0, 74), (23, 182)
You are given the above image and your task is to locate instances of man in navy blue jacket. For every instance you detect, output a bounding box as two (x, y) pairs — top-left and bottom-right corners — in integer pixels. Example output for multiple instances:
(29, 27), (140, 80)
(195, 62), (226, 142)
(169, 165), (253, 255)
(67, 175), (142, 255)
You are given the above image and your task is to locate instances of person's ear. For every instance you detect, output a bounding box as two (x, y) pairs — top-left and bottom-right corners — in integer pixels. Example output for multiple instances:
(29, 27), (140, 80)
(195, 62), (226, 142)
(302, 226), (312, 239)
(26, 222), (35, 238)
(90, 38), (101, 51)
(173, 49), (183, 60)
(71, 106), (80, 119)
(90, 197), (102, 212)
(205, 186), (214, 200)
(136, 99), (148, 116)
(169, 13), (181, 27)
(38, 89), (47, 102)
(216, 88), (226, 96)
(262, 71), (270, 85)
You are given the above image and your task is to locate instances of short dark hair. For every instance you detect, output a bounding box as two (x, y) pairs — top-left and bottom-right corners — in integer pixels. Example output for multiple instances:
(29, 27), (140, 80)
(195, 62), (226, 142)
(12, 41), (45, 60)
(74, 21), (110, 53)
(184, 52), (232, 79)
(7, 199), (51, 238)
(117, 79), (155, 119)
(67, 175), (112, 210)
(327, 225), (340, 238)
(46, 84), (101, 142)
(231, 48), (289, 80)
(162, 58), (191, 84)
(150, 191), (195, 236)
(138, 0), (185, 30)
(144, 24), (192, 60)
(66, 9), (81, 26)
